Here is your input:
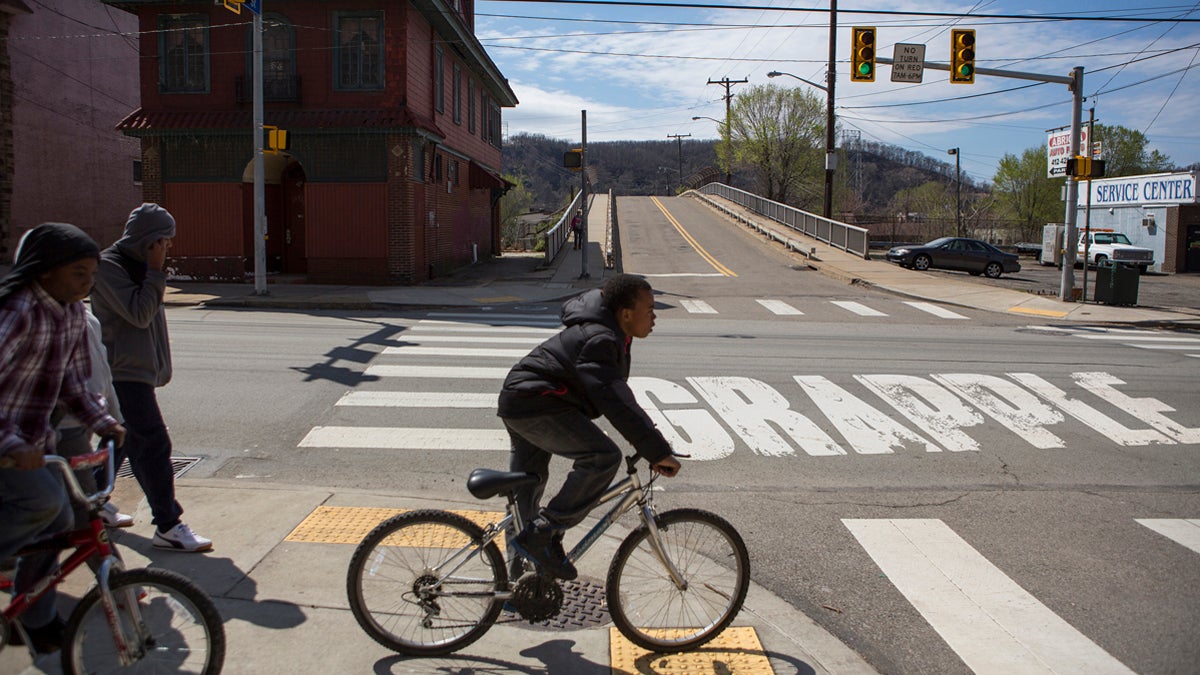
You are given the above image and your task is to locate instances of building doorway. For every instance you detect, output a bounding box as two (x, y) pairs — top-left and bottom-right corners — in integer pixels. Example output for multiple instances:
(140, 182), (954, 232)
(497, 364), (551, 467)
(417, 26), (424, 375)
(241, 154), (307, 275)
(1187, 224), (1200, 273)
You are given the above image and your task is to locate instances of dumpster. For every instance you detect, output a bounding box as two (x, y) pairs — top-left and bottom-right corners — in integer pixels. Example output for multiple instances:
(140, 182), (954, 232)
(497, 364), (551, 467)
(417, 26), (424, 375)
(1094, 260), (1139, 305)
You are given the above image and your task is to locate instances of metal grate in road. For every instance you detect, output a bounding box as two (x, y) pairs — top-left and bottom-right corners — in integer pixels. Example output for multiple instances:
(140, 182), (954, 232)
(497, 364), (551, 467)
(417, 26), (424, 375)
(116, 456), (201, 479)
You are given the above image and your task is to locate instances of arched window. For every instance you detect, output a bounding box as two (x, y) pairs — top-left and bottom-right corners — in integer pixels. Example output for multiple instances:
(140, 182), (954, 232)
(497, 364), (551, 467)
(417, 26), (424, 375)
(245, 14), (298, 101)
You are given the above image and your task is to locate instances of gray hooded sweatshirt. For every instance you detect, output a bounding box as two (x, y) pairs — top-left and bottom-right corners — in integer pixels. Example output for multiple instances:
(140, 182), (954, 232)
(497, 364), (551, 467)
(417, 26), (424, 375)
(91, 203), (176, 387)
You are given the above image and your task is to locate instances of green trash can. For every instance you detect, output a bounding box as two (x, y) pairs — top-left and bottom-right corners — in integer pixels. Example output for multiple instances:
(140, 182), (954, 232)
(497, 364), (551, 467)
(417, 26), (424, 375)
(1094, 260), (1139, 305)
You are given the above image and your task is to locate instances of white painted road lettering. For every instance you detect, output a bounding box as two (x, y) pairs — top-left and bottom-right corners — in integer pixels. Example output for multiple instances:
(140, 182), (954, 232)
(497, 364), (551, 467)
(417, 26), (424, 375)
(687, 376), (845, 457)
(856, 374), (985, 452)
(795, 376), (940, 454)
(932, 374), (1067, 449)
(630, 377), (735, 461)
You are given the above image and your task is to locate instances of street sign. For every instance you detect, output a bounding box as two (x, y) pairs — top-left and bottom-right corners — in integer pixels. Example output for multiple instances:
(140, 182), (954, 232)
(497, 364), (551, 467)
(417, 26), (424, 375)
(243, 0), (261, 14)
(1047, 126), (1089, 178)
(891, 43), (925, 83)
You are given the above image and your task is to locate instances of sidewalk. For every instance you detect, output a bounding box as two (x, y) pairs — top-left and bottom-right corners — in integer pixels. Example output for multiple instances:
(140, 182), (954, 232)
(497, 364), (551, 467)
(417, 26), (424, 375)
(3, 478), (878, 674)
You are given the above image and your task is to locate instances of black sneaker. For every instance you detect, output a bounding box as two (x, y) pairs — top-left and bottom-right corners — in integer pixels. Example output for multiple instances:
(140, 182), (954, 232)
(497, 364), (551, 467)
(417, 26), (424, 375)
(512, 520), (578, 581)
(11, 615), (67, 653)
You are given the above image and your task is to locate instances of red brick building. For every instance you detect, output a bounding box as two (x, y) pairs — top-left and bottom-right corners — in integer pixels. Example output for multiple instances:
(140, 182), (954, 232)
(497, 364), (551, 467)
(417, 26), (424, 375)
(104, 0), (517, 284)
(1, 0), (142, 260)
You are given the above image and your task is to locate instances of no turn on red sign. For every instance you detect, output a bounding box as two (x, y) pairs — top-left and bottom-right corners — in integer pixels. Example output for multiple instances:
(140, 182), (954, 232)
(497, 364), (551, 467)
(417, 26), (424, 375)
(891, 44), (925, 83)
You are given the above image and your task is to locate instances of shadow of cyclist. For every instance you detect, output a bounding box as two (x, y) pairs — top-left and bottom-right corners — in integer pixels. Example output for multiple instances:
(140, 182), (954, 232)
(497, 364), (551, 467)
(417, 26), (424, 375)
(371, 638), (608, 674)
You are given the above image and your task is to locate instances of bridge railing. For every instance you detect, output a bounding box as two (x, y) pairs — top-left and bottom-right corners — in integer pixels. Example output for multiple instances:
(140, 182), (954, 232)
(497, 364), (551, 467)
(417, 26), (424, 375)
(696, 183), (870, 258)
(543, 190), (586, 264)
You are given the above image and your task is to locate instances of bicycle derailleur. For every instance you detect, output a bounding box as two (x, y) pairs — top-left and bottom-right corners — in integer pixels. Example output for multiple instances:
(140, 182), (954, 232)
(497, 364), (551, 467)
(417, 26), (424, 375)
(507, 572), (563, 623)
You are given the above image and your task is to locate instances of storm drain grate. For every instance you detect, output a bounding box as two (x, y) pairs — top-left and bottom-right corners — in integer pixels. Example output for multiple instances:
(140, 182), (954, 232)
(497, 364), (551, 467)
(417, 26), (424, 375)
(501, 577), (610, 631)
(116, 456), (201, 480)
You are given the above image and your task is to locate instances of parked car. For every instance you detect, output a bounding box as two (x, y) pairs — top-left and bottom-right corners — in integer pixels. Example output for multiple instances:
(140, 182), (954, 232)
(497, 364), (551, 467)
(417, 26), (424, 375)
(886, 237), (1021, 278)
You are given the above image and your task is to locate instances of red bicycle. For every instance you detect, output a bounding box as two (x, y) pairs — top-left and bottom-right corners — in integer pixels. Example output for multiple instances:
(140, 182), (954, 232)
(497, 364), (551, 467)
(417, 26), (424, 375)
(1, 442), (225, 673)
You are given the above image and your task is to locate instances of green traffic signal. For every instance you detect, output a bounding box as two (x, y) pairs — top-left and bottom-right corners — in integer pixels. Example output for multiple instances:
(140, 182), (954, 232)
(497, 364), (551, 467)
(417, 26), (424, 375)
(850, 27), (876, 82)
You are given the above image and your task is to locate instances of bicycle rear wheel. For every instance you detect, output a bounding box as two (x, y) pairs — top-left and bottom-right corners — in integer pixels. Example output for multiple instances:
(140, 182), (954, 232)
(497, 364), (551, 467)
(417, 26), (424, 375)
(346, 509), (506, 656)
(607, 508), (750, 652)
(62, 567), (225, 674)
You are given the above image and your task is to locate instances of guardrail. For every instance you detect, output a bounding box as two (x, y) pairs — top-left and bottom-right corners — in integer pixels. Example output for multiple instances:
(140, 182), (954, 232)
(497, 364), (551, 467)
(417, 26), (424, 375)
(543, 190), (586, 265)
(604, 189), (616, 269)
(696, 183), (870, 258)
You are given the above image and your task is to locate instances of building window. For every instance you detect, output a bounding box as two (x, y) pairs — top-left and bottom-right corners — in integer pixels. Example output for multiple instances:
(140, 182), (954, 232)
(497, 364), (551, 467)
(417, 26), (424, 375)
(334, 11), (383, 91)
(488, 100), (501, 148)
(434, 46), (444, 113)
(480, 93), (489, 142)
(158, 14), (209, 93)
(132, 160), (143, 184)
(434, 154), (443, 182)
(449, 160), (459, 186)
(452, 64), (462, 125)
(246, 14), (298, 101)
(412, 139), (425, 181)
(467, 79), (476, 134)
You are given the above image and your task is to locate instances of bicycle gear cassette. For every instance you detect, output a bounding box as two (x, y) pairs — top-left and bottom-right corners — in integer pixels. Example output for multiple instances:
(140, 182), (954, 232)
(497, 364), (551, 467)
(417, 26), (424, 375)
(509, 573), (563, 623)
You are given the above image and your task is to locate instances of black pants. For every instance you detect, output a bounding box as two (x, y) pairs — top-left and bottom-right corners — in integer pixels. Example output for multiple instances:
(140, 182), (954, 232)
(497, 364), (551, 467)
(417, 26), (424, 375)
(111, 381), (183, 530)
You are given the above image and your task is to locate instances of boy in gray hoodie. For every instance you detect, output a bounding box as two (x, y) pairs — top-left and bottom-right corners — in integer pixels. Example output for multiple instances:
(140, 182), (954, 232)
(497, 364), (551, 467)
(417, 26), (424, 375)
(91, 203), (212, 552)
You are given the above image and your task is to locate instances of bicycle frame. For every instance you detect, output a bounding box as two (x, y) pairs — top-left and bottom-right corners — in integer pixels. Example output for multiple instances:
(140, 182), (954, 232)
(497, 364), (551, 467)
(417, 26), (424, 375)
(428, 455), (687, 599)
(2, 445), (142, 664)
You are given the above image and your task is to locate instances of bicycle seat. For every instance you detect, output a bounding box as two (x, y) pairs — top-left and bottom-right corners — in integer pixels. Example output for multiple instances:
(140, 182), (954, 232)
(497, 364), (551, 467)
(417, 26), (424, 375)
(467, 469), (540, 500)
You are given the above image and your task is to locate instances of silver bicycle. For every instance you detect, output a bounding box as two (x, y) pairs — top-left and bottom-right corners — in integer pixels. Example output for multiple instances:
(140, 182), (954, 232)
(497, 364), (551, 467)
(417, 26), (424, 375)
(346, 454), (749, 656)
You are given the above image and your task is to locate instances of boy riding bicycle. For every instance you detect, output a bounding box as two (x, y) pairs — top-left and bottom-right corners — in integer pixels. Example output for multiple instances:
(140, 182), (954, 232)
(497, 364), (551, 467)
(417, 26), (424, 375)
(0, 223), (126, 654)
(498, 274), (681, 580)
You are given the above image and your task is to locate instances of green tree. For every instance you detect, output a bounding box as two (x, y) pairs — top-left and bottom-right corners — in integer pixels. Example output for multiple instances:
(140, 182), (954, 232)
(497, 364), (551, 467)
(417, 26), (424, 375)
(1092, 123), (1172, 177)
(722, 84), (825, 207)
(499, 173), (535, 249)
(992, 146), (1063, 243)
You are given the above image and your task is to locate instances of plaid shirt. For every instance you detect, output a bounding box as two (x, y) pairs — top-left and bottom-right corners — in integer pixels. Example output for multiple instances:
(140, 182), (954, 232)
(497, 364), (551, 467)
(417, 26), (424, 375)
(0, 283), (116, 455)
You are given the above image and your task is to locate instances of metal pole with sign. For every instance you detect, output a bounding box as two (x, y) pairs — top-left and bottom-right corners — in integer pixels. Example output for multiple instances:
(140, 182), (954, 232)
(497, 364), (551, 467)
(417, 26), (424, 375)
(251, 3), (266, 294)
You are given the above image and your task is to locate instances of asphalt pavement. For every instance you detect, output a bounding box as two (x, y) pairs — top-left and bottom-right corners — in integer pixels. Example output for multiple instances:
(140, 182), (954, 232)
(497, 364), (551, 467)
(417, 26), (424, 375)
(6, 193), (1199, 674)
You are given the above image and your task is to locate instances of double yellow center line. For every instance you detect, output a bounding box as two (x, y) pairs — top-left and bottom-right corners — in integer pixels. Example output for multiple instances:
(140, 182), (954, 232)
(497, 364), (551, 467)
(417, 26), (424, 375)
(650, 196), (737, 277)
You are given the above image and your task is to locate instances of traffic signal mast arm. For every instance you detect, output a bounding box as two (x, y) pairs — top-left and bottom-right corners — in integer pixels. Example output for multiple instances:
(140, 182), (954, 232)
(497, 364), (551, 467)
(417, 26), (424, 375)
(874, 55), (1073, 85)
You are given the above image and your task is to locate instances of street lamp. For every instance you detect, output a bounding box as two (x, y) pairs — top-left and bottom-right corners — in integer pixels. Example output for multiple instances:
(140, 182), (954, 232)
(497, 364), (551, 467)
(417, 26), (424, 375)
(948, 148), (962, 237)
(691, 116), (731, 185)
(768, 70), (836, 220)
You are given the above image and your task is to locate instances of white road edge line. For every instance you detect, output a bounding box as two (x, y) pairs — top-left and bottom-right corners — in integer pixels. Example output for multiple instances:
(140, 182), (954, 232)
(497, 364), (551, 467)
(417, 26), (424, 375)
(337, 391), (497, 408)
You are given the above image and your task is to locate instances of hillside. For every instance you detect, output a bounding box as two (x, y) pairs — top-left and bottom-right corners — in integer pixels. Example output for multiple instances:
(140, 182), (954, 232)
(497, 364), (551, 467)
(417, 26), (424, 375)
(500, 133), (984, 217)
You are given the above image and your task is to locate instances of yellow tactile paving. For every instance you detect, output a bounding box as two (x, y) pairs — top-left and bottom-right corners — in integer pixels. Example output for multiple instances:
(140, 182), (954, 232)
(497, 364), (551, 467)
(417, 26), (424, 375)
(284, 505), (505, 547)
(1007, 306), (1069, 318)
(609, 626), (774, 674)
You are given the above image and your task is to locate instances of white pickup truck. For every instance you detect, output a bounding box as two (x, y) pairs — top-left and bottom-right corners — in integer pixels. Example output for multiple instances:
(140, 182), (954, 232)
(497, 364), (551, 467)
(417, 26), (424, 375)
(1077, 230), (1155, 273)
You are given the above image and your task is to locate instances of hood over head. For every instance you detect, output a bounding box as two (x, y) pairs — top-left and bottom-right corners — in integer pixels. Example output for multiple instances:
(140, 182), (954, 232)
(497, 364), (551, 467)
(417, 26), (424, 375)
(560, 288), (621, 334)
(0, 222), (99, 307)
(114, 203), (176, 261)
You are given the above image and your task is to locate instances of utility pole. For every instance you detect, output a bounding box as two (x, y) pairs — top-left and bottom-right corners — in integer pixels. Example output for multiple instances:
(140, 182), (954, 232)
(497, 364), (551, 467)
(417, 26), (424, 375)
(667, 133), (690, 193)
(823, 0), (837, 220)
(948, 148), (961, 237)
(707, 77), (747, 185)
(579, 110), (589, 279)
(252, 7), (266, 295)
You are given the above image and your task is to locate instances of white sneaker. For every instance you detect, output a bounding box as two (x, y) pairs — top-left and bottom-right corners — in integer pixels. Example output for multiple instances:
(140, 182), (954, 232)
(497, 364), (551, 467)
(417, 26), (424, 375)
(99, 503), (134, 528)
(152, 523), (213, 552)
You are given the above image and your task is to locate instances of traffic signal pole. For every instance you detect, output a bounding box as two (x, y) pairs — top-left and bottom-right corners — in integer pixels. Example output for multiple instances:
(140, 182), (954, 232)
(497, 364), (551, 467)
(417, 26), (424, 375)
(876, 56), (1082, 302)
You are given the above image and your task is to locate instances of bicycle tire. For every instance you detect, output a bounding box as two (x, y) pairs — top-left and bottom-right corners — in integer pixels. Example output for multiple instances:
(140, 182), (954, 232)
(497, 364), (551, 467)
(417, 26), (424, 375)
(62, 567), (225, 674)
(346, 509), (507, 656)
(606, 508), (750, 652)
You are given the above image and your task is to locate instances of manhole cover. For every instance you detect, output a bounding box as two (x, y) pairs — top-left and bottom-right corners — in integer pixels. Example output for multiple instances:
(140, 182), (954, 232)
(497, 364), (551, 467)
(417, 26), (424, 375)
(116, 456), (201, 480)
(501, 577), (609, 631)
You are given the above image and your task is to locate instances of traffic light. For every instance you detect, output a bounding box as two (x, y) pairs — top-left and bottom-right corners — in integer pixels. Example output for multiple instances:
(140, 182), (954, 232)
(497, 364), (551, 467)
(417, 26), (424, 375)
(263, 125), (289, 154)
(850, 27), (876, 82)
(950, 29), (976, 84)
(1066, 155), (1106, 179)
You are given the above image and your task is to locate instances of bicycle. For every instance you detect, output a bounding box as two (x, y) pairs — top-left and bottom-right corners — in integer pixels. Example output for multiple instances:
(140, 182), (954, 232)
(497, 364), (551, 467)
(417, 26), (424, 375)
(0, 442), (225, 674)
(346, 453), (750, 656)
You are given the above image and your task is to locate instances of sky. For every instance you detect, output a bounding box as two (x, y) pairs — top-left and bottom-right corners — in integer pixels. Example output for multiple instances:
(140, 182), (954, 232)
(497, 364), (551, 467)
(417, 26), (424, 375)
(474, 1), (1200, 185)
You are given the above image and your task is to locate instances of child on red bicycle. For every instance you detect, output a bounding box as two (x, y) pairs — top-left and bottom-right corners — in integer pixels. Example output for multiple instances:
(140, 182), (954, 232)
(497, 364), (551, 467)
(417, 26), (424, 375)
(0, 222), (126, 654)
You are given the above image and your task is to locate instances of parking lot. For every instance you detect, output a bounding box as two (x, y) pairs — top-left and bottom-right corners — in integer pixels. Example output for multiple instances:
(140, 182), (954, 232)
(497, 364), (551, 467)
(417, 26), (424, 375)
(870, 252), (1200, 315)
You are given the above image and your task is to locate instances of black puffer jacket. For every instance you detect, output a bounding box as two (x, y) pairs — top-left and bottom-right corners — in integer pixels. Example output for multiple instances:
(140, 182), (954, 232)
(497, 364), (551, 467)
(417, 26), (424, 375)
(498, 289), (672, 464)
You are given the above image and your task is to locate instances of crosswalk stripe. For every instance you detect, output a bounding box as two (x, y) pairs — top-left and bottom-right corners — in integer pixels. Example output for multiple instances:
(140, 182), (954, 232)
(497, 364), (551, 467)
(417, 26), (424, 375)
(1126, 343), (1200, 350)
(1080, 335), (1200, 342)
(831, 301), (888, 317)
(381, 345), (528, 358)
(298, 426), (508, 450)
(337, 391), (496, 408)
(1136, 519), (1200, 554)
(902, 301), (968, 320)
(412, 322), (558, 334)
(364, 365), (510, 379)
(418, 317), (560, 328)
(756, 299), (804, 315)
(394, 334), (545, 345)
(680, 299), (718, 314)
(426, 311), (560, 322)
(844, 518), (1134, 674)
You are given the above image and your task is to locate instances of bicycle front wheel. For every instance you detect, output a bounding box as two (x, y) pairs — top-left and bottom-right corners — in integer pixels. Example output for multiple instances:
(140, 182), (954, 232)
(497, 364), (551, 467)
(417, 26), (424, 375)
(607, 508), (750, 652)
(62, 567), (225, 674)
(346, 509), (506, 656)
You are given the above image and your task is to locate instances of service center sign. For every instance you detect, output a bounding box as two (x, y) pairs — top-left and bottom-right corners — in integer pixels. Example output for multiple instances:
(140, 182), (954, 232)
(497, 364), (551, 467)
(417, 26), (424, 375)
(1077, 171), (1199, 206)
(1047, 127), (1088, 178)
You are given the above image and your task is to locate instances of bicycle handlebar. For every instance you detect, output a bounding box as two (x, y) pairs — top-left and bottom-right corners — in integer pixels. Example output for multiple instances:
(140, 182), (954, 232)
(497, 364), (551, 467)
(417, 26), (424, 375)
(0, 440), (116, 508)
